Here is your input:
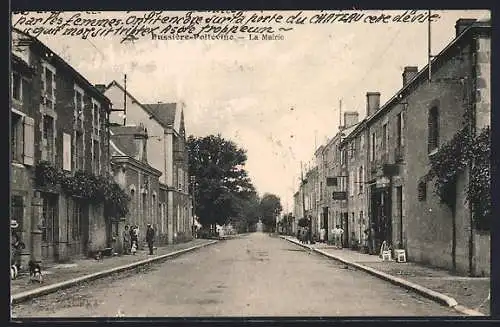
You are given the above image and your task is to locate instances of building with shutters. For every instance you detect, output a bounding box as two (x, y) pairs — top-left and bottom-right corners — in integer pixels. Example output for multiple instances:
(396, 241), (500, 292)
(293, 18), (490, 276)
(11, 28), (112, 264)
(103, 81), (193, 244)
(400, 19), (490, 276)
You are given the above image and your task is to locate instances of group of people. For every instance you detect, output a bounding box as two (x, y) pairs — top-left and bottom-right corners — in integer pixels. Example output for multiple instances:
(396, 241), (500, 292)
(297, 226), (312, 244)
(122, 224), (156, 255)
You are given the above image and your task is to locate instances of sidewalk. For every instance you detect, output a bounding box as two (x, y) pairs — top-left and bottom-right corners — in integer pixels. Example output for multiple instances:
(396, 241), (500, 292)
(10, 239), (215, 298)
(281, 236), (490, 316)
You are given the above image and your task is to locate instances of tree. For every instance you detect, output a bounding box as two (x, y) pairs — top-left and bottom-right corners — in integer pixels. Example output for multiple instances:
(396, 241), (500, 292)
(231, 190), (261, 233)
(259, 193), (283, 232)
(187, 134), (256, 231)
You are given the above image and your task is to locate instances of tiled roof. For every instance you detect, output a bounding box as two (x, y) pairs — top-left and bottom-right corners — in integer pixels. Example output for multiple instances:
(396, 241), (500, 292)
(110, 125), (147, 158)
(142, 103), (177, 128)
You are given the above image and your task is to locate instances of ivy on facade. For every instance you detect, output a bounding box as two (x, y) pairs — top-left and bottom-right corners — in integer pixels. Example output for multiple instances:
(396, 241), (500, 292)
(35, 161), (130, 219)
(427, 126), (491, 230)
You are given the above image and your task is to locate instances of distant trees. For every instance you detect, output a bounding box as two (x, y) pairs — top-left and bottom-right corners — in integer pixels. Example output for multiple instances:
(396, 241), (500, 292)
(187, 134), (258, 233)
(259, 193), (283, 232)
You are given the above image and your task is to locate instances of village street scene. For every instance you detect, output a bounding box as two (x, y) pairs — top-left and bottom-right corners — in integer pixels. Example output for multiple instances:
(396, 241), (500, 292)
(10, 9), (491, 318)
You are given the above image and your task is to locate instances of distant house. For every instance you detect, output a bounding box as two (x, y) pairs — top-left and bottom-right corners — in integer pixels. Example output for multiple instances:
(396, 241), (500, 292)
(110, 124), (162, 250)
(103, 81), (192, 244)
(11, 28), (112, 264)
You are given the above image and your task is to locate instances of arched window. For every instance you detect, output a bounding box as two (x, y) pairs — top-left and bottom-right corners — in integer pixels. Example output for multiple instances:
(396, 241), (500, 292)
(428, 106), (439, 152)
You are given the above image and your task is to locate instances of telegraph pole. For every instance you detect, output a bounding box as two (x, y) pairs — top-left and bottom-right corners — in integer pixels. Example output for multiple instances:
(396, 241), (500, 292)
(428, 10), (432, 82)
(123, 74), (127, 125)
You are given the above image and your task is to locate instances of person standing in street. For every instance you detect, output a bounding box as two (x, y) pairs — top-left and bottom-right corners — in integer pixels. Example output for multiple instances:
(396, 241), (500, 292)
(337, 225), (344, 249)
(333, 225), (343, 249)
(146, 224), (155, 255)
(320, 226), (326, 243)
(122, 225), (131, 255)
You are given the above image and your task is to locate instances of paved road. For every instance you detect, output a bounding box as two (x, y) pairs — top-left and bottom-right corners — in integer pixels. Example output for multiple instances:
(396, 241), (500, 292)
(12, 232), (460, 317)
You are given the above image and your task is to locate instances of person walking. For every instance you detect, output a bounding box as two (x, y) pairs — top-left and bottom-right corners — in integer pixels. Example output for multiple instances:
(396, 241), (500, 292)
(122, 225), (131, 255)
(146, 224), (155, 255)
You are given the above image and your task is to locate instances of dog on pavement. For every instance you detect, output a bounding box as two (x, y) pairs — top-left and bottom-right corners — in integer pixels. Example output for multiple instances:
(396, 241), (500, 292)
(28, 260), (43, 283)
(131, 241), (137, 255)
(10, 265), (18, 280)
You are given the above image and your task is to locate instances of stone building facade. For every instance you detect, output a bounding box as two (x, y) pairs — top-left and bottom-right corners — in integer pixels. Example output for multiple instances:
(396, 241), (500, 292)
(11, 28), (112, 264)
(402, 19), (490, 276)
(103, 82), (193, 244)
(294, 18), (490, 276)
(110, 125), (162, 251)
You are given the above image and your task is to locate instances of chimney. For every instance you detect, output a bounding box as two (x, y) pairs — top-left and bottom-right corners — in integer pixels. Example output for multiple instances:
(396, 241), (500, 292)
(455, 18), (476, 37)
(94, 84), (106, 93)
(344, 111), (359, 128)
(402, 66), (418, 86)
(366, 92), (381, 117)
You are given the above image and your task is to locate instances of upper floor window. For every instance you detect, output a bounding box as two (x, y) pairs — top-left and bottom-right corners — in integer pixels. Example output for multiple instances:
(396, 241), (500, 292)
(358, 166), (364, 193)
(92, 99), (100, 136)
(42, 115), (55, 163)
(74, 131), (84, 171)
(74, 86), (85, 128)
(428, 106), (439, 152)
(92, 140), (100, 175)
(370, 132), (376, 162)
(382, 123), (388, 154)
(397, 111), (404, 148)
(42, 63), (56, 109)
(12, 72), (22, 102)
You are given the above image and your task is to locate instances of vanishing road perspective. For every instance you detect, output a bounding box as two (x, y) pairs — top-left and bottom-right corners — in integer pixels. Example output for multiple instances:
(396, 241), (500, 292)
(10, 10), (491, 319)
(12, 233), (460, 317)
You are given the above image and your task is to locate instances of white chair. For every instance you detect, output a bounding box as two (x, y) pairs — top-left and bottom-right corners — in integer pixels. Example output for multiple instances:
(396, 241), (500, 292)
(394, 249), (407, 263)
(382, 250), (392, 261)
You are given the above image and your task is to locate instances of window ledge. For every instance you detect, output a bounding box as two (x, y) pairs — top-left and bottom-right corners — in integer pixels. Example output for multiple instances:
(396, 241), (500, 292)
(11, 162), (26, 168)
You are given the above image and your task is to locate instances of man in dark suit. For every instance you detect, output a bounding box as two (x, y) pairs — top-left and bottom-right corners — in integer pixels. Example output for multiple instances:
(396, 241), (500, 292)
(146, 224), (155, 255)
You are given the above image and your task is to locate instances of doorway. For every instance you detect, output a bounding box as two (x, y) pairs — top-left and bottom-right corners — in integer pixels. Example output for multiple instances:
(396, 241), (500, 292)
(41, 193), (59, 260)
(370, 185), (392, 252)
(342, 212), (349, 247)
(322, 207), (328, 240)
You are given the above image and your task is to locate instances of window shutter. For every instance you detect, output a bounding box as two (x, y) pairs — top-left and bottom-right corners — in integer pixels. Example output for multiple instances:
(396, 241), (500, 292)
(63, 133), (72, 171)
(22, 116), (34, 166)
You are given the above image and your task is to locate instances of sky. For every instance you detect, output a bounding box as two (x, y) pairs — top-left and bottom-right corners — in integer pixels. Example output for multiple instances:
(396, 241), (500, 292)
(12, 10), (490, 213)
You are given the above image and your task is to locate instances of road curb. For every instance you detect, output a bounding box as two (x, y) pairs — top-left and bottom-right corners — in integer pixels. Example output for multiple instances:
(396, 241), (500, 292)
(280, 236), (485, 316)
(11, 240), (218, 305)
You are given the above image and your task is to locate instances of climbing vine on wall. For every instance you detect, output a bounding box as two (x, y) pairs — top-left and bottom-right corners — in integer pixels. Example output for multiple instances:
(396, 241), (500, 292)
(428, 126), (491, 230)
(35, 161), (130, 219)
